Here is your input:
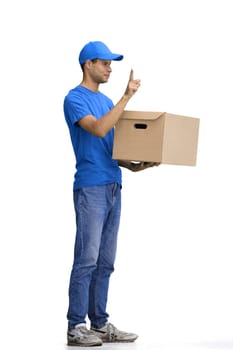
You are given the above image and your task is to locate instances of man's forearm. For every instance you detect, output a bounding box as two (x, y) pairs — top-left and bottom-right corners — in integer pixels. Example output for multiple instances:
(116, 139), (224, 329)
(95, 94), (131, 137)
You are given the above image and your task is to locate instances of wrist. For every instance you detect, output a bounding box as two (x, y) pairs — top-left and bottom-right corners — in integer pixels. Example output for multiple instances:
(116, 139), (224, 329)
(121, 94), (131, 104)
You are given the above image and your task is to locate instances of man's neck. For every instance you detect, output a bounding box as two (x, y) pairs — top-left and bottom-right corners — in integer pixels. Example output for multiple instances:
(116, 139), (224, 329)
(80, 79), (99, 92)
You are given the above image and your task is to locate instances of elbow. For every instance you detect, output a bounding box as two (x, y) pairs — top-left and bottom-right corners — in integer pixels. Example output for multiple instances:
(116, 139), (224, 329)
(97, 130), (107, 138)
(92, 126), (108, 138)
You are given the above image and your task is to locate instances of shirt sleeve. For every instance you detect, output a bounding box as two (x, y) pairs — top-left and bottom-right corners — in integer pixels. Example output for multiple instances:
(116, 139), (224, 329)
(64, 93), (91, 125)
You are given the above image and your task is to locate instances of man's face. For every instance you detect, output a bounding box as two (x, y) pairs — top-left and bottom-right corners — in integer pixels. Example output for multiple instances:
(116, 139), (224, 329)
(88, 59), (112, 84)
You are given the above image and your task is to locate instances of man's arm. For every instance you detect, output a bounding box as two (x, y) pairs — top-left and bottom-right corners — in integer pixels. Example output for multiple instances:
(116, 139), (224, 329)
(79, 70), (140, 137)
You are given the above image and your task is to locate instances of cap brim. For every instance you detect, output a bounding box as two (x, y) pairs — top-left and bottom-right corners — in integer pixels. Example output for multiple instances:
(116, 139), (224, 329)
(111, 54), (124, 61)
(99, 53), (124, 61)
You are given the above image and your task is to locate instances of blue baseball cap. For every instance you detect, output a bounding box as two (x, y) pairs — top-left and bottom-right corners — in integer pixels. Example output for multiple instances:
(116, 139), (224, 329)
(79, 41), (124, 65)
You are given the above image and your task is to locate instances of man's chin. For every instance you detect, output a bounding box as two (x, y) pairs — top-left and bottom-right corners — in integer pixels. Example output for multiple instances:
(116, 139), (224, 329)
(97, 76), (109, 84)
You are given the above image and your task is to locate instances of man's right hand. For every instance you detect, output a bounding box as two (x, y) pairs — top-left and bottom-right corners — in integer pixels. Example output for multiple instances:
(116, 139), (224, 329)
(124, 69), (141, 98)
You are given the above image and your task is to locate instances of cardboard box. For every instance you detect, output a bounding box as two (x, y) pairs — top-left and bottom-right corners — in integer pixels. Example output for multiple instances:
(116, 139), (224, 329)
(113, 111), (200, 166)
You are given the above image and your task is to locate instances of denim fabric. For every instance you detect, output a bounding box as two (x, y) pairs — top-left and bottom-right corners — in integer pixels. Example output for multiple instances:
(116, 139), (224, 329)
(67, 183), (121, 329)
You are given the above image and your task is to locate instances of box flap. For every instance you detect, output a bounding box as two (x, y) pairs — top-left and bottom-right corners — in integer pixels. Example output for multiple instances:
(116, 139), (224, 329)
(121, 110), (166, 120)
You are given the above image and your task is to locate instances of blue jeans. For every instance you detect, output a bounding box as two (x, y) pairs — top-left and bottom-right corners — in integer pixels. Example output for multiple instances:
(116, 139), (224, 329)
(67, 183), (121, 329)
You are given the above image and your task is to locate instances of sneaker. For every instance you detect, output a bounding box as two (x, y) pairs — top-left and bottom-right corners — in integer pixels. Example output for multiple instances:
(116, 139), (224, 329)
(67, 325), (103, 347)
(91, 322), (138, 343)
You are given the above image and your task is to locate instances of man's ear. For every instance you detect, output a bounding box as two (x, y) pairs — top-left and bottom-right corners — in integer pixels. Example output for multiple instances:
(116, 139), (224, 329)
(85, 60), (93, 70)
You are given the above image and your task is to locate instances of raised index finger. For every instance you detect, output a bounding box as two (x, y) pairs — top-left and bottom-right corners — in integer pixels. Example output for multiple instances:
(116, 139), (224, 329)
(129, 69), (134, 81)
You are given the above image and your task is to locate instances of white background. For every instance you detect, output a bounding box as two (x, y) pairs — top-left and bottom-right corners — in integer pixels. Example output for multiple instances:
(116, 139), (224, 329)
(1, 1), (233, 349)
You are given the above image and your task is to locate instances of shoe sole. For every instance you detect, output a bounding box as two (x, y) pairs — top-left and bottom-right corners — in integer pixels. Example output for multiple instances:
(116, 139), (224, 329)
(95, 335), (138, 343)
(67, 342), (102, 347)
(101, 339), (137, 343)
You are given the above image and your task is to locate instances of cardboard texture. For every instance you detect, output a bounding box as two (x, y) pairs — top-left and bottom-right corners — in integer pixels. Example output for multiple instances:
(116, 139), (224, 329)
(112, 111), (200, 166)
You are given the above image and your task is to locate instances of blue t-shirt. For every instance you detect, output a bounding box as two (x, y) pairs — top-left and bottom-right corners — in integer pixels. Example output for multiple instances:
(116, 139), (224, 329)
(63, 85), (122, 190)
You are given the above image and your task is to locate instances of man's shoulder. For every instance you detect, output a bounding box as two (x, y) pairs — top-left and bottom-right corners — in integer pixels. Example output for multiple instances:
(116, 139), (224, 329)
(66, 85), (82, 97)
(64, 86), (85, 106)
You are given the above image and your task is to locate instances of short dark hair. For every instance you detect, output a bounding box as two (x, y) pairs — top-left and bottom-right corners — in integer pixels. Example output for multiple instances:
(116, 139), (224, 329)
(80, 59), (98, 72)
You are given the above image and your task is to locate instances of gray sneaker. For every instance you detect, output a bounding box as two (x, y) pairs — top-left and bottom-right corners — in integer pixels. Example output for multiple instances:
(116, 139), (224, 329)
(91, 322), (138, 343)
(67, 325), (103, 347)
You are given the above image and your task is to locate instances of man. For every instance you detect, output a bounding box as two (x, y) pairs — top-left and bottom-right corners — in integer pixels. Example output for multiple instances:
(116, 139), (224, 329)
(63, 41), (158, 347)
